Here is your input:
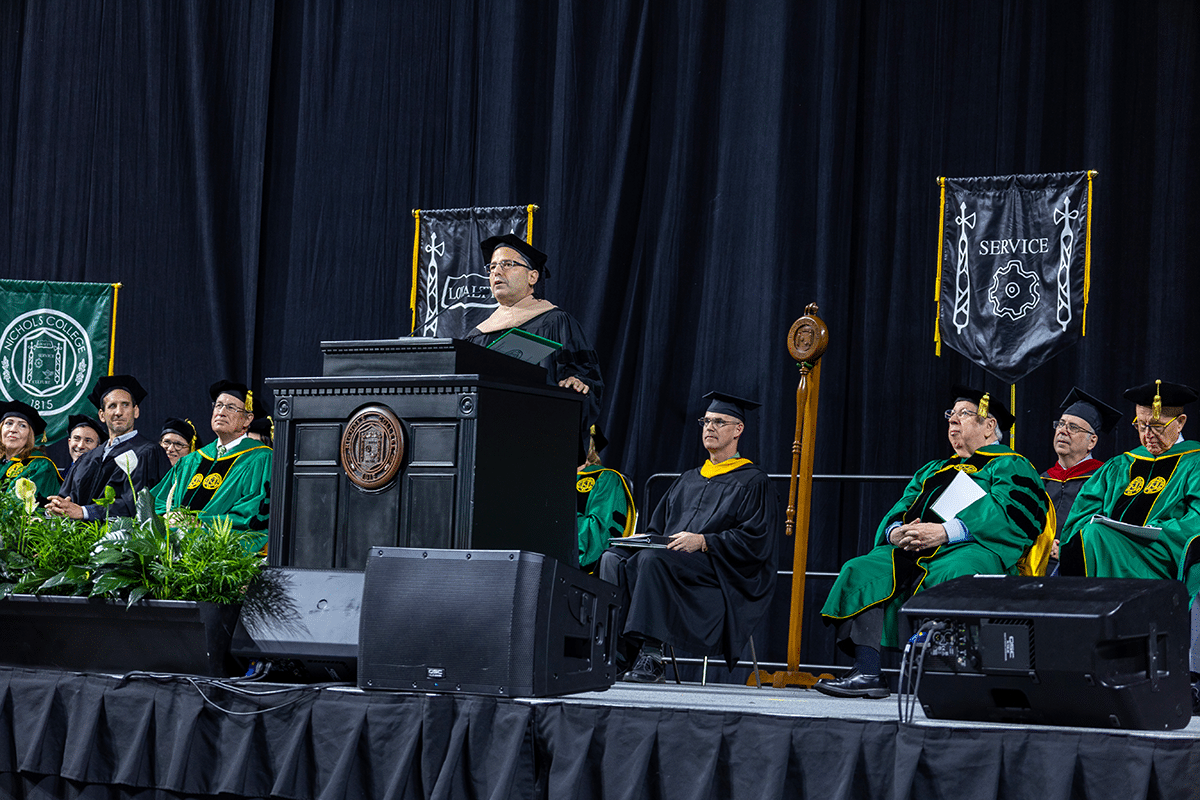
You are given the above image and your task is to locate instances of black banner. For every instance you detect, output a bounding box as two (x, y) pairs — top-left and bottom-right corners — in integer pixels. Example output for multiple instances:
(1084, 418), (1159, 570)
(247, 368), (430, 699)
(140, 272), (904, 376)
(936, 172), (1095, 383)
(409, 205), (535, 339)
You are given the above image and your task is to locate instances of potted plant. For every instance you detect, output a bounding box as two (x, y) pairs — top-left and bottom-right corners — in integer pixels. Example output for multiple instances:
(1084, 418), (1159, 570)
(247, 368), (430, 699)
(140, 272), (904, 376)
(0, 456), (265, 676)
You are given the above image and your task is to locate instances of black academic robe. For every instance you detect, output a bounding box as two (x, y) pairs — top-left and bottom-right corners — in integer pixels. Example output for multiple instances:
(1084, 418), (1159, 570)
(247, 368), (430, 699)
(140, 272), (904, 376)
(57, 433), (172, 519)
(601, 460), (777, 669)
(466, 308), (604, 449)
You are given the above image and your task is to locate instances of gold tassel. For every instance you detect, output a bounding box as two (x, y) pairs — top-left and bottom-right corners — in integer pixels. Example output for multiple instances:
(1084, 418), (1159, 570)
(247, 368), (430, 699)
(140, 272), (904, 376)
(526, 204), (538, 244)
(978, 392), (990, 419)
(1153, 380), (1162, 420)
(268, 416), (275, 441)
(245, 390), (254, 414)
(185, 418), (197, 451)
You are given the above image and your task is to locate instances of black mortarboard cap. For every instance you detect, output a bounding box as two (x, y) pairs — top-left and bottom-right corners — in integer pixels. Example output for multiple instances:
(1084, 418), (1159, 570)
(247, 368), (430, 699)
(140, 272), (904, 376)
(951, 384), (1015, 429)
(1059, 387), (1122, 434)
(248, 415), (273, 435)
(88, 375), (148, 408)
(161, 417), (198, 449)
(68, 414), (106, 439)
(480, 233), (550, 278)
(0, 401), (46, 437)
(209, 380), (255, 413)
(1123, 380), (1198, 411)
(703, 391), (761, 422)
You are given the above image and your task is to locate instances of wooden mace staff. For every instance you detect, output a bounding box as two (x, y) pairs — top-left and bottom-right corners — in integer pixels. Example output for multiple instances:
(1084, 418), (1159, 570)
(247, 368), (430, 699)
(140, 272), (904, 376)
(756, 303), (831, 688)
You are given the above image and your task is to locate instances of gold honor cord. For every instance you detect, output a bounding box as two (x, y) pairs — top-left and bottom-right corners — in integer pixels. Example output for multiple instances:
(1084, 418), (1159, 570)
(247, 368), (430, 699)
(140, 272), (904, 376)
(108, 283), (122, 375)
(409, 209), (422, 334)
(934, 177), (947, 355)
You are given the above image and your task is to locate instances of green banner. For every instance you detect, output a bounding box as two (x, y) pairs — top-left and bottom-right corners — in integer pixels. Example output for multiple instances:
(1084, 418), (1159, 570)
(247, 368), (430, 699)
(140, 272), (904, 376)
(0, 280), (117, 442)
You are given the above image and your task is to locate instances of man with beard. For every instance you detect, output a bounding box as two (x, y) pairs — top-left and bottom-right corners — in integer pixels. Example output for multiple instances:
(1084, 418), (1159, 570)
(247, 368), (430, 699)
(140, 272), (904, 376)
(48, 375), (171, 520)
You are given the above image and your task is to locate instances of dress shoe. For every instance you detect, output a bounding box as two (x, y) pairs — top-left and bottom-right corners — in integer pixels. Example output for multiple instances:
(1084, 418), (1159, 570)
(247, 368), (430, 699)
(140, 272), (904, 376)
(814, 668), (890, 699)
(623, 653), (666, 684)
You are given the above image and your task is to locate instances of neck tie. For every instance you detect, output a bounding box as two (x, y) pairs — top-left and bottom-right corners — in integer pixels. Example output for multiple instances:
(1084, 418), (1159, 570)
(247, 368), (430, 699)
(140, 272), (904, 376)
(217, 444), (227, 458)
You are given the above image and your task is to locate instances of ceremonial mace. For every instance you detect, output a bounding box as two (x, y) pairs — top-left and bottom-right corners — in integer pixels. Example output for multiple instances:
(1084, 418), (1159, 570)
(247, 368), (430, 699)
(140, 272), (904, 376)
(752, 303), (834, 689)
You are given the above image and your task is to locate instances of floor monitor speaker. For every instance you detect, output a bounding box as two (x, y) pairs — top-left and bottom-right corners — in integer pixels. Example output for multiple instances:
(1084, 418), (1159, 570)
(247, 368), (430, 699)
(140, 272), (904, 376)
(899, 575), (1193, 730)
(358, 547), (621, 697)
(230, 567), (364, 682)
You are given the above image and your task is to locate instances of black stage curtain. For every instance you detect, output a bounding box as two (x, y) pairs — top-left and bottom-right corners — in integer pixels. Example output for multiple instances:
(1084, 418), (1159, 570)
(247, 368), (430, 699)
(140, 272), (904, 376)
(1, 668), (1197, 800)
(3, 1), (1200, 572)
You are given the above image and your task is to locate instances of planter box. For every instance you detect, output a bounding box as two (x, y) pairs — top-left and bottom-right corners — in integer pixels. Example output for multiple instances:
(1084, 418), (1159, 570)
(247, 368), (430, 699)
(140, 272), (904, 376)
(0, 595), (241, 677)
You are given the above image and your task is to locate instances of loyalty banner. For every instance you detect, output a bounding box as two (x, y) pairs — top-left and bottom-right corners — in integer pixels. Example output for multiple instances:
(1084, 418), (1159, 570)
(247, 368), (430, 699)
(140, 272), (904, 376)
(409, 205), (536, 339)
(0, 280), (118, 441)
(935, 172), (1096, 383)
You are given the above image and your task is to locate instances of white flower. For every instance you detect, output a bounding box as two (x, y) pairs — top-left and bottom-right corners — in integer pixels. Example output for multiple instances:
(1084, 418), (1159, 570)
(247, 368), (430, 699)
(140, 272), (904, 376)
(13, 477), (36, 514)
(114, 450), (139, 477)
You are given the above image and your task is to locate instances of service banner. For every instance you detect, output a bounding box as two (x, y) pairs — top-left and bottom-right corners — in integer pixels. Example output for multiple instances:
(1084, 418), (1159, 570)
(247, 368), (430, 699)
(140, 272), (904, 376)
(0, 280), (118, 441)
(935, 171), (1095, 383)
(410, 205), (536, 339)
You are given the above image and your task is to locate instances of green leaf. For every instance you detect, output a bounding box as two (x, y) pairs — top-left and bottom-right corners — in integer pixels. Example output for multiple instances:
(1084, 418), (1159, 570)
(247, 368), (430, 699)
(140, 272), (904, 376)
(91, 572), (139, 596)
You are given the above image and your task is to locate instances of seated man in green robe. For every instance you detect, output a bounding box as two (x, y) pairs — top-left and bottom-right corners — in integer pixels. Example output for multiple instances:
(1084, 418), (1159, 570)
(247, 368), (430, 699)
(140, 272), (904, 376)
(576, 425), (636, 572)
(152, 381), (272, 552)
(816, 386), (1050, 699)
(1059, 380), (1200, 603)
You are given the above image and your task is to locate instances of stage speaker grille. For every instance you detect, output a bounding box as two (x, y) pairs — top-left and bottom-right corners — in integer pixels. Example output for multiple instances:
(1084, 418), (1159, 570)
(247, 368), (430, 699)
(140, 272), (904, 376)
(358, 547), (621, 697)
(899, 575), (1193, 730)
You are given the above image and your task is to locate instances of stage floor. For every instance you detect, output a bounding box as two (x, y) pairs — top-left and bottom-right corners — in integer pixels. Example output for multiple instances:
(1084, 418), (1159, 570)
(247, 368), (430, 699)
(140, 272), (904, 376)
(2, 667), (1197, 800)
(526, 679), (1200, 735)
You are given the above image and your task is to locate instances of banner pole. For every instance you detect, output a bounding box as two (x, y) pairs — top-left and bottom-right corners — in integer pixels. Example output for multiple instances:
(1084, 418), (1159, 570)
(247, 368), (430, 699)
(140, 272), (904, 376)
(108, 283), (122, 375)
(410, 210), (422, 335)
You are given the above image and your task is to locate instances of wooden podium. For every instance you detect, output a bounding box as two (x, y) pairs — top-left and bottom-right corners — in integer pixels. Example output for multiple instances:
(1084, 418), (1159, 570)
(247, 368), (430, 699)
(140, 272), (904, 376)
(266, 339), (582, 570)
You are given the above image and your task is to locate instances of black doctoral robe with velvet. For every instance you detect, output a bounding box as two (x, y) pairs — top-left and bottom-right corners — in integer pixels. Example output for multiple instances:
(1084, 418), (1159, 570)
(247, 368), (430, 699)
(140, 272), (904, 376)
(57, 433), (172, 519)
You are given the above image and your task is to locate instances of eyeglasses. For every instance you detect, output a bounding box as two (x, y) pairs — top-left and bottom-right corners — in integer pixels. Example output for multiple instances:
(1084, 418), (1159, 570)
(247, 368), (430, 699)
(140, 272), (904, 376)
(1051, 420), (1095, 436)
(160, 438), (190, 451)
(1132, 415), (1180, 435)
(485, 260), (530, 275)
(697, 417), (736, 429)
(212, 401), (248, 415)
(944, 409), (979, 423)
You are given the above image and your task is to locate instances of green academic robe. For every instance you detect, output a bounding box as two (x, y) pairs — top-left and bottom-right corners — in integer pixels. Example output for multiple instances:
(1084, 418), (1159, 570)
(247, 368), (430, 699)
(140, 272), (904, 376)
(575, 465), (636, 570)
(821, 443), (1048, 646)
(2, 454), (62, 502)
(1059, 440), (1200, 601)
(152, 438), (272, 551)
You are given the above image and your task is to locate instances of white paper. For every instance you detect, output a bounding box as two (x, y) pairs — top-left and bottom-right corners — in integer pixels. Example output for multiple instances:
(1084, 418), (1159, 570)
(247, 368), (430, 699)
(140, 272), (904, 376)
(929, 469), (987, 521)
(1090, 514), (1161, 542)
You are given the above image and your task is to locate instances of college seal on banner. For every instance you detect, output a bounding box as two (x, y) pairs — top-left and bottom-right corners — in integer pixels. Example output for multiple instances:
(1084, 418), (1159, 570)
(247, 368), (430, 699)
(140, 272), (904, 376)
(340, 405), (405, 490)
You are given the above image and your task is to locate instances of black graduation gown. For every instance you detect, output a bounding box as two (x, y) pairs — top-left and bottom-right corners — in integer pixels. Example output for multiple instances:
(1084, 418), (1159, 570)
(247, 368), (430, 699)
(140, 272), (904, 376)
(57, 433), (172, 519)
(603, 461), (778, 669)
(465, 308), (604, 450)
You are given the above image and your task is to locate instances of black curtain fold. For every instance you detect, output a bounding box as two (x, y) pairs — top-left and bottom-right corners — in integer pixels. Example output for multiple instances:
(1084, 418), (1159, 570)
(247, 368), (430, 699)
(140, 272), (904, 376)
(2, 0), (1200, 571)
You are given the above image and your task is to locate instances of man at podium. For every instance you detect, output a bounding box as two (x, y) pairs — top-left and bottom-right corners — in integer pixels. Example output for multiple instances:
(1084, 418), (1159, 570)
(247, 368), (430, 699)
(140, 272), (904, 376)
(464, 234), (603, 451)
